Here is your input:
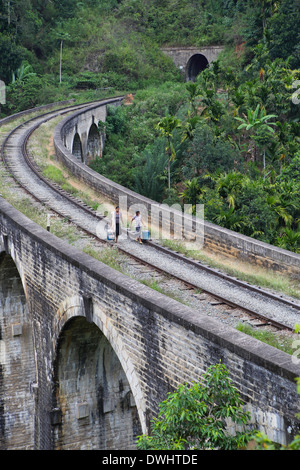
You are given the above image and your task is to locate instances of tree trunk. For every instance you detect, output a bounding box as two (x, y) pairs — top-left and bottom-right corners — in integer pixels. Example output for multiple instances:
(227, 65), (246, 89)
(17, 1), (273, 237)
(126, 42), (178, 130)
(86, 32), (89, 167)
(8, 0), (11, 25)
(60, 40), (63, 83)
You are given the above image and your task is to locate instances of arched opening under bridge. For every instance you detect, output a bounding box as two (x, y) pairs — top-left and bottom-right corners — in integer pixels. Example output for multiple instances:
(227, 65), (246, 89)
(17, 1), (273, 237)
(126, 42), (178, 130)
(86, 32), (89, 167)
(72, 133), (83, 162)
(0, 253), (35, 450)
(52, 316), (141, 450)
(87, 123), (101, 163)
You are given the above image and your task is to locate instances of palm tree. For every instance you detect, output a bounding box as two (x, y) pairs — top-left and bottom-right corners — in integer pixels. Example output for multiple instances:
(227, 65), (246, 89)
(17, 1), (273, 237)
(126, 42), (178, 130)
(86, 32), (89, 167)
(251, 0), (279, 31)
(215, 172), (245, 209)
(155, 114), (181, 190)
(276, 226), (300, 253)
(53, 28), (71, 83)
(235, 104), (277, 133)
(214, 207), (248, 232)
(180, 111), (200, 144)
(180, 177), (200, 214)
(235, 104), (277, 165)
(267, 194), (295, 229)
(185, 82), (201, 116)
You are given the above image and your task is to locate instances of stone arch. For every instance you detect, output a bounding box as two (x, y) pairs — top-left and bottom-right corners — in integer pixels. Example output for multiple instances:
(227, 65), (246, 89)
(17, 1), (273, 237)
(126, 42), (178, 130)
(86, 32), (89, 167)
(87, 122), (101, 164)
(186, 53), (209, 81)
(92, 303), (148, 435)
(0, 252), (36, 450)
(72, 132), (83, 162)
(52, 297), (143, 450)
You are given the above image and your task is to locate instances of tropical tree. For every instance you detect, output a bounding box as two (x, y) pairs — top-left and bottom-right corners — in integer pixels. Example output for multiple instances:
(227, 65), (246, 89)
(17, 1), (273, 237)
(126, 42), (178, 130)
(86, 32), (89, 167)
(180, 111), (200, 144)
(180, 177), (200, 213)
(6, 61), (44, 112)
(276, 226), (300, 253)
(251, 0), (280, 31)
(235, 104), (277, 164)
(155, 114), (181, 190)
(254, 125), (275, 173)
(136, 363), (252, 450)
(215, 172), (245, 209)
(182, 123), (239, 178)
(133, 139), (168, 202)
(185, 81), (201, 116)
(11, 61), (36, 83)
(0, 34), (24, 84)
(52, 26), (71, 83)
(214, 207), (249, 232)
(267, 193), (296, 229)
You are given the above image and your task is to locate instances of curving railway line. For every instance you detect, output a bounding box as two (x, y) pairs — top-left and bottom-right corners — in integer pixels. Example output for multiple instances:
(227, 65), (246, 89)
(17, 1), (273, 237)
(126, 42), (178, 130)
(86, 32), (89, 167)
(0, 99), (299, 336)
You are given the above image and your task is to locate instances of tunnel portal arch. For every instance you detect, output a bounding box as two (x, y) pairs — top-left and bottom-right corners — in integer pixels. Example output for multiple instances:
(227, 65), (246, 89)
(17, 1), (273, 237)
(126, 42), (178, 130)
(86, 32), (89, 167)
(186, 53), (209, 81)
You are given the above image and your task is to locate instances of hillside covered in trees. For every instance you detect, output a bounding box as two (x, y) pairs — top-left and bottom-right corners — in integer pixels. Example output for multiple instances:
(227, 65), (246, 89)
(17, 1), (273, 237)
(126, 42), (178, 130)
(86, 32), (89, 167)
(1, 0), (299, 252)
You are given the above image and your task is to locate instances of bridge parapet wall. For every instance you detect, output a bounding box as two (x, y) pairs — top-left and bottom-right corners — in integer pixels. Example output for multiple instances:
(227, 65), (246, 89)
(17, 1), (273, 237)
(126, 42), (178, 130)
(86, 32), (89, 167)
(62, 105), (106, 163)
(0, 198), (299, 449)
(60, 98), (122, 164)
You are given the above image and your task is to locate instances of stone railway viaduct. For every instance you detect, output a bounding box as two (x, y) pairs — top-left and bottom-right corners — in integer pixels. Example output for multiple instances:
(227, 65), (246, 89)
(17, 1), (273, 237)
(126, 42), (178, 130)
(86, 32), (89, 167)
(1, 61), (300, 450)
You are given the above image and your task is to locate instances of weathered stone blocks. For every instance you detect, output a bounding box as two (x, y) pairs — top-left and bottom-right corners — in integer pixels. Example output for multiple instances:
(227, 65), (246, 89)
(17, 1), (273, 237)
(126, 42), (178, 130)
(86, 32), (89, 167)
(0, 198), (300, 449)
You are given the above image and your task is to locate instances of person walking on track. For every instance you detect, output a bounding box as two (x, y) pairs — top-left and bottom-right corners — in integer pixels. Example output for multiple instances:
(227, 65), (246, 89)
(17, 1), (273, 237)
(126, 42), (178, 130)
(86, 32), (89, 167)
(131, 210), (144, 244)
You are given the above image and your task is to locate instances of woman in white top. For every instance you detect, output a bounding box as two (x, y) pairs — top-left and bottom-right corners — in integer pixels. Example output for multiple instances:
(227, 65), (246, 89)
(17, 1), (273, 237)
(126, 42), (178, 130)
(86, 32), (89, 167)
(131, 210), (144, 244)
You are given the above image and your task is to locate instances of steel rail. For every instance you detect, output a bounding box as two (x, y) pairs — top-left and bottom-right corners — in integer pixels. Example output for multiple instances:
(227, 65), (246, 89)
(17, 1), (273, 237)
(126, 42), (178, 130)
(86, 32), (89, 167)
(146, 240), (300, 311)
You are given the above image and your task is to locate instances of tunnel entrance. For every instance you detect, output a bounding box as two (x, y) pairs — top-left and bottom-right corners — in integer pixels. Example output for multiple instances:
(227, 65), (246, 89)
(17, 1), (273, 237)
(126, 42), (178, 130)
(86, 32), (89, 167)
(52, 316), (141, 450)
(186, 53), (209, 81)
(0, 253), (35, 450)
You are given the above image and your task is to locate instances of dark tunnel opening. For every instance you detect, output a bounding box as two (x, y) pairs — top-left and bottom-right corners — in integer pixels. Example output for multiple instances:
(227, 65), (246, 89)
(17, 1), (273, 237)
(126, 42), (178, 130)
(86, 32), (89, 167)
(186, 54), (209, 81)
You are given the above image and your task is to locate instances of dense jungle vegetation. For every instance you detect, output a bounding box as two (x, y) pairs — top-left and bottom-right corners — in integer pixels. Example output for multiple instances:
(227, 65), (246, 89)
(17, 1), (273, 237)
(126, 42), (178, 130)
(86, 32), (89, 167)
(1, 0), (299, 252)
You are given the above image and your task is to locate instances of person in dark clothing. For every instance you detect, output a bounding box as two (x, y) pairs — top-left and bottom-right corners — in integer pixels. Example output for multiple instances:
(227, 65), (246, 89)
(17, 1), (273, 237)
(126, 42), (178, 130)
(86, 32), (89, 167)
(111, 206), (123, 243)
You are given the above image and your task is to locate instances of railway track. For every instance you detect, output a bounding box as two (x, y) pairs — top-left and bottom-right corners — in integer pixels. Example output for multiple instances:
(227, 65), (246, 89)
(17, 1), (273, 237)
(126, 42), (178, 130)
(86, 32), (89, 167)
(1, 100), (299, 335)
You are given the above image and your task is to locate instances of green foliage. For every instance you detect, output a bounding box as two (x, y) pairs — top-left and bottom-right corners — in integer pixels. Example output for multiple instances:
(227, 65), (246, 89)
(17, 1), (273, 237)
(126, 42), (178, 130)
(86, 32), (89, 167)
(92, 38), (299, 253)
(267, 0), (300, 68)
(2, 0), (299, 113)
(182, 122), (240, 178)
(5, 66), (44, 113)
(236, 323), (296, 355)
(197, 171), (299, 248)
(279, 153), (300, 183)
(116, 0), (230, 46)
(0, 34), (25, 83)
(253, 427), (300, 450)
(156, 113), (181, 189)
(137, 362), (252, 450)
(90, 82), (187, 191)
(133, 139), (168, 201)
(180, 177), (201, 210)
(1, 0), (299, 257)
(235, 104), (277, 133)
